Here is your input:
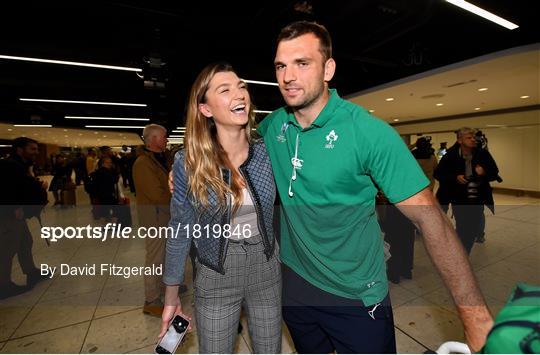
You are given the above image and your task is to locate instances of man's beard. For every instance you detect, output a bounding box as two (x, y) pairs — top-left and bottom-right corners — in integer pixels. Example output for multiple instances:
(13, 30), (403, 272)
(286, 84), (324, 111)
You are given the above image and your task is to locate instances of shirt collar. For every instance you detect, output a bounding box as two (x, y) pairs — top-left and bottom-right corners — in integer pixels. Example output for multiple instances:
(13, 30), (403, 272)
(286, 89), (341, 129)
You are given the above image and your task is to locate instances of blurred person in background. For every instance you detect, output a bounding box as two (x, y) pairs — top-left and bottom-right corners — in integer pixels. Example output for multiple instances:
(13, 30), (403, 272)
(89, 156), (121, 222)
(72, 152), (87, 185)
(48, 155), (72, 206)
(0, 137), (50, 299)
(411, 136), (438, 191)
(133, 124), (184, 317)
(86, 149), (97, 175)
(434, 127), (500, 253)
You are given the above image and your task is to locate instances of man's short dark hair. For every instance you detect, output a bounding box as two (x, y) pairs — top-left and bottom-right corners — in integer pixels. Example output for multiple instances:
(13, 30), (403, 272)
(12, 137), (38, 154)
(277, 21), (332, 62)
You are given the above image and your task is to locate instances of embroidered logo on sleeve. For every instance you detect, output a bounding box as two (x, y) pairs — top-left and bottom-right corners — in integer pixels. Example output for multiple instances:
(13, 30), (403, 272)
(276, 123), (289, 143)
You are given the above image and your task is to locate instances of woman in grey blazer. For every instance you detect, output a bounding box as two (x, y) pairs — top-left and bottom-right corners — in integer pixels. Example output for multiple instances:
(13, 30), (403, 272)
(160, 62), (281, 354)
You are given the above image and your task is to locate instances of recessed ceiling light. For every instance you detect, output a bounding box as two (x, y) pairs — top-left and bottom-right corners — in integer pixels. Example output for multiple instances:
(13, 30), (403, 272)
(520, 95), (530, 99)
(445, 0), (519, 30)
(7, 128), (13, 131)
(64, 135), (68, 138)
(78, 133), (83, 136)
(478, 88), (488, 92)
(474, 107), (481, 110)
(94, 131), (99, 134)
(393, 118), (400, 122)
(103, 135), (107, 138)
(385, 98), (394, 102)
(63, 129), (68, 132)
(436, 103), (444, 106)
(369, 109), (375, 113)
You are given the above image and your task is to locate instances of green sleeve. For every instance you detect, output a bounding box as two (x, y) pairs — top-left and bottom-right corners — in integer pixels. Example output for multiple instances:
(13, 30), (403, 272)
(363, 117), (429, 203)
(256, 115), (272, 137)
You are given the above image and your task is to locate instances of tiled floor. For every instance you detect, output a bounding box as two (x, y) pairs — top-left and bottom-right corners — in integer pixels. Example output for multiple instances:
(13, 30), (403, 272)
(0, 183), (538, 353)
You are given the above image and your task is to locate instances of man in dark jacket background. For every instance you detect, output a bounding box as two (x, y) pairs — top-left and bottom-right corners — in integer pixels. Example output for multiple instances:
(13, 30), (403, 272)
(0, 137), (50, 299)
(434, 127), (500, 254)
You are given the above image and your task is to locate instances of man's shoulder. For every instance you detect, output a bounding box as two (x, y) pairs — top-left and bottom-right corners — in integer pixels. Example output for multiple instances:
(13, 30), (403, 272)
(133, 152), (150, 166)
(258, 107), (288, 130)
(133, 152), (158, 172)
(336, 99), (385, 128)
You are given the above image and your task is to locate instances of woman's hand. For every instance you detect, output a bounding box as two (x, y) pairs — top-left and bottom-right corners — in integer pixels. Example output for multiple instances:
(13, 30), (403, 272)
(159, 287), (192, 339)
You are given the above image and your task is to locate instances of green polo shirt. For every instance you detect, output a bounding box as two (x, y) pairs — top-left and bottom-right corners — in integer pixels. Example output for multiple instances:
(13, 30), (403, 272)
(258, 89), (429, 306)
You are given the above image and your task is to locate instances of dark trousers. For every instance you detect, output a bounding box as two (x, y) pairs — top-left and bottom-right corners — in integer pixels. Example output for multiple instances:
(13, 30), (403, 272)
(0, 218), (37, 285)
(282, 265), (396, 354)
(453, 204), (485, 254)
(382, 206), (415, 279)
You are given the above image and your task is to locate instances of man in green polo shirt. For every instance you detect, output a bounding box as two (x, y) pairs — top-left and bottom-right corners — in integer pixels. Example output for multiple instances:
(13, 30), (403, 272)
(257, 21), (493, 353)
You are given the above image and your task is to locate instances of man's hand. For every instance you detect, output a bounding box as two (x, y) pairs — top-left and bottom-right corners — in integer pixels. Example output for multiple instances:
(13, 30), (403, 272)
(461, 306), (494, 352)
(396, 188), (493, 352)
(168, 171), (174, 194)
(475, 165), (485, 176)
(457, 175), (468, 184)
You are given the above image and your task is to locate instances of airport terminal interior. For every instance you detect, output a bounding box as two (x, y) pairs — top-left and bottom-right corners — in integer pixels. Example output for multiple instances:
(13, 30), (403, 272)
(0, 1), (539, 354)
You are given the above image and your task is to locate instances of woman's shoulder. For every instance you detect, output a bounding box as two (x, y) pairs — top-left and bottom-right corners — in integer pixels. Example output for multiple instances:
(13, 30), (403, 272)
(173, 149), (186, 164)
(251, 138), (271, 159)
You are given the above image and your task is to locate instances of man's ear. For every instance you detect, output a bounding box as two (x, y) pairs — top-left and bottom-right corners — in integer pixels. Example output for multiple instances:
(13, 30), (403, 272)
(199, 103), (213, 118)
(324, 58), (336, 82)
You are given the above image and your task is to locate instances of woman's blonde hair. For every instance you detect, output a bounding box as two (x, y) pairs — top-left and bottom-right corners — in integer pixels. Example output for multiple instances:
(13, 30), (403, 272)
(184, 62), (256, 213)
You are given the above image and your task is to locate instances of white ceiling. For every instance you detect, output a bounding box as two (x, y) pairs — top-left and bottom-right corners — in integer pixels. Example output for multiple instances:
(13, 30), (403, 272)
(347, 44), (540, 126)
(0, 123), (143, 148)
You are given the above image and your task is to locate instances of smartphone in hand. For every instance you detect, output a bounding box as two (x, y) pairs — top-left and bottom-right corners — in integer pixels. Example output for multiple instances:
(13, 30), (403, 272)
(155, 315), (190, 354)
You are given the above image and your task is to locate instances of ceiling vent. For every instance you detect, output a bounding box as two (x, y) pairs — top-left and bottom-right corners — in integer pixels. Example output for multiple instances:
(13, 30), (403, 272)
(444, 79), (477, 88)
(421, 94), (445, 99)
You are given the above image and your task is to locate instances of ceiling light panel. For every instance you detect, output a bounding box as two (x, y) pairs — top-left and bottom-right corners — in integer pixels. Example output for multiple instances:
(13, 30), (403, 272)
(20, 98), (147, 107)
(0, 54), (142, 72)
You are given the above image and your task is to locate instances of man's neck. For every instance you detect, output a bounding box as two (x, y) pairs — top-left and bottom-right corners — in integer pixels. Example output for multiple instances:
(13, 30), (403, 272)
(146, 145), (163, 154)
(293, 89), (330, 129)
(14, 153), (29, 165)
(217, 127), (249, 168)
(461, 146), (473, 156)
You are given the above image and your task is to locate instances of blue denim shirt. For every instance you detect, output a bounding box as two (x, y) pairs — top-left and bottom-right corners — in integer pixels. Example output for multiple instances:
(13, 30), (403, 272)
(163, 140), (277, 285)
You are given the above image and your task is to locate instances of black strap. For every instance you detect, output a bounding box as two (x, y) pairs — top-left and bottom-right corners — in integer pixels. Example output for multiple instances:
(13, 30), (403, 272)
(513, 287), (540, 301)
